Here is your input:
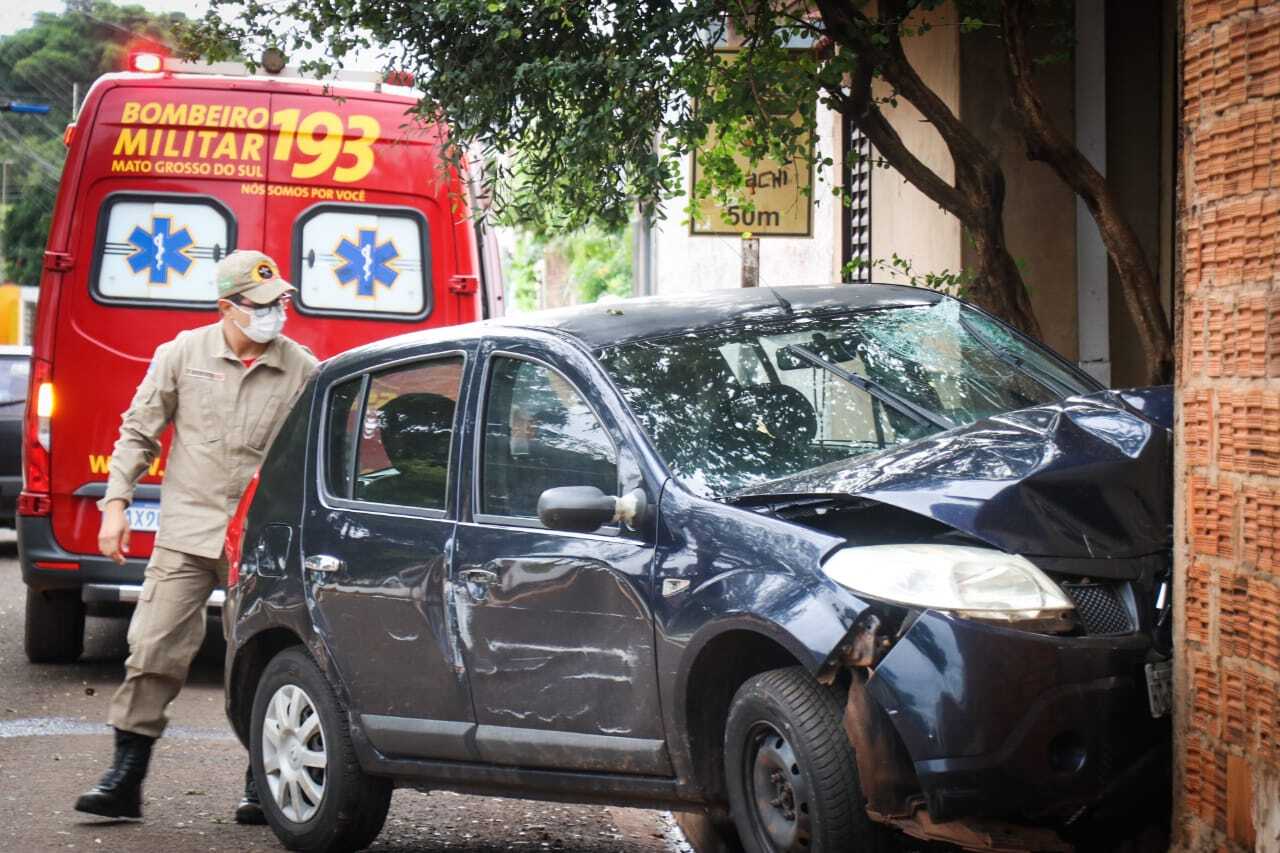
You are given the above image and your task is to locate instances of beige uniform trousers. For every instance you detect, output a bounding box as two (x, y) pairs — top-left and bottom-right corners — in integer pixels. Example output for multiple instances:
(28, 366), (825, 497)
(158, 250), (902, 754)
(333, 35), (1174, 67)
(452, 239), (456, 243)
(108, 547), (226, 738)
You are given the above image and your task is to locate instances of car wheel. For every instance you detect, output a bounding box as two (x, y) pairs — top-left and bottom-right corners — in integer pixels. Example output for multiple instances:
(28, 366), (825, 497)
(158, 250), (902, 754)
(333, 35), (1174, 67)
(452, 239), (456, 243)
(250, 647), (391, 853)
(24, 588), (85, 663)
(724, 666), (883, 853)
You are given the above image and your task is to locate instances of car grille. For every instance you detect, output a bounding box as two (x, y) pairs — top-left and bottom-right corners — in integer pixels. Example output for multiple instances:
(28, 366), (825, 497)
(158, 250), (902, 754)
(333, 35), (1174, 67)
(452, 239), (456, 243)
(1061, 581), (1134, 635)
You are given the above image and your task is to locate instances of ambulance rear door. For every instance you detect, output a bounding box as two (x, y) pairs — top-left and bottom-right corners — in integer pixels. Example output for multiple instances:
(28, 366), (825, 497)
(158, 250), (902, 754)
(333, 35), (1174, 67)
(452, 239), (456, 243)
(51, 82), (268, 558)
(260, 90), (459, 360)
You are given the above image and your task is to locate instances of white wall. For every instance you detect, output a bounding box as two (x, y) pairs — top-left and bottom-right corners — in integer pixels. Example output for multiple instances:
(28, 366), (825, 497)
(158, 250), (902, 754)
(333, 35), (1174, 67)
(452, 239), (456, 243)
(869, 4), (962, 285)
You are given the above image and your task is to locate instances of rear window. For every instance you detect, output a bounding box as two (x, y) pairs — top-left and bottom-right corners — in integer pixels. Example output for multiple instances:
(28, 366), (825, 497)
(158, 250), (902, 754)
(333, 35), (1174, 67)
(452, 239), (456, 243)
(92, 193), (235, 306)
(322, 356), (464, 513)
(1, 356), (28, 405)
(293, 204), (430, 320)
(353, 358), (463, 509)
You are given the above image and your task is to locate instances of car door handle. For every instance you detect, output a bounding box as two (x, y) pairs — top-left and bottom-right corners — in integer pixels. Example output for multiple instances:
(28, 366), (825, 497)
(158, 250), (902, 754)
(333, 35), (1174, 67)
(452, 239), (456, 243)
(304, 554), (345, 574)
(459, 568), (498, 586)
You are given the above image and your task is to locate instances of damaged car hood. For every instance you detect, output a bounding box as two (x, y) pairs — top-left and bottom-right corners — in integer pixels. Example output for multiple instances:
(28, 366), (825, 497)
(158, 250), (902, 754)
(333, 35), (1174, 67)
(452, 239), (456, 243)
(736, 390), (1173, 559)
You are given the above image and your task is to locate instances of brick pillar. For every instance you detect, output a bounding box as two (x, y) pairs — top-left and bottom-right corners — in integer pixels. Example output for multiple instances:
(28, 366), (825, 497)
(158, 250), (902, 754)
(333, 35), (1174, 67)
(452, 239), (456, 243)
(1177, 2), (1280, 850)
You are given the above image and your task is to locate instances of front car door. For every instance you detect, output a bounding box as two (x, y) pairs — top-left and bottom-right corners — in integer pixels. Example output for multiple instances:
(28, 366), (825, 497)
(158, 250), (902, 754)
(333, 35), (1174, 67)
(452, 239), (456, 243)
(301, 347), (475, 759)
(451, 335), (669, 775)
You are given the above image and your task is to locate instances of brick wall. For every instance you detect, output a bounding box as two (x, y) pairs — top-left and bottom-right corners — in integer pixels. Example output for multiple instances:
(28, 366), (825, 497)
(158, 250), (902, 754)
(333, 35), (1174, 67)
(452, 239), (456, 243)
(1178, 1), (1280, 849)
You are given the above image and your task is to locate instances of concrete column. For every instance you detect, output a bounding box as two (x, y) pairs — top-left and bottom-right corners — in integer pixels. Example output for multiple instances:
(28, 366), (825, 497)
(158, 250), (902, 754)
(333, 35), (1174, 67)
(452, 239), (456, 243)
(1075, 0), (1111, 385)
(632, 206), (655, 297)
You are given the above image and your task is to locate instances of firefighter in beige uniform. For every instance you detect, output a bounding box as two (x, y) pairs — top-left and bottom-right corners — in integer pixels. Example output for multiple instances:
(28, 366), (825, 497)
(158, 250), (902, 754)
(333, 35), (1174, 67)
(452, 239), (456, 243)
(74, 251), (317, 825)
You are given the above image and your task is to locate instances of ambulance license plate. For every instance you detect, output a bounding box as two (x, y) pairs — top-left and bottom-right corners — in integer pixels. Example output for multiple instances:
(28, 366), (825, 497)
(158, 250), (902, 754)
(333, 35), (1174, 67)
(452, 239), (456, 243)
(126, 500), (161, 533)
(1146, 659), (1172, 718)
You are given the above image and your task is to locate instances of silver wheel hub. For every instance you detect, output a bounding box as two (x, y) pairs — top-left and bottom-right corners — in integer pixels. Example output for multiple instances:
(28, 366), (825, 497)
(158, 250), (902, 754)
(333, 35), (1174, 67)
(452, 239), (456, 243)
(262, 683), (328, 823)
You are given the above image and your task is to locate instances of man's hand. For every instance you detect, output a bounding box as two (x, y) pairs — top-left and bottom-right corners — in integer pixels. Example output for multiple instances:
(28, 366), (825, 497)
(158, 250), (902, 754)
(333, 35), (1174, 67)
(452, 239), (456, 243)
(98, 500), (131, 565)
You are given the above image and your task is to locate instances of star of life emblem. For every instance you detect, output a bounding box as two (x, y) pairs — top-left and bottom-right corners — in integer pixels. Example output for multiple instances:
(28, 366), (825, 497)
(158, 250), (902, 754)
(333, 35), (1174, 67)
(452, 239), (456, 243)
(126, 216), (195, 284)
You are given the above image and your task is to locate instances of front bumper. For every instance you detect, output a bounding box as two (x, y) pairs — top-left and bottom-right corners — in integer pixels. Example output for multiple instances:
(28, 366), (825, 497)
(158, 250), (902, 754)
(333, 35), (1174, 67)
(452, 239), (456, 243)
(867, 610), (1168, 822)
(17, 513), (223, 609)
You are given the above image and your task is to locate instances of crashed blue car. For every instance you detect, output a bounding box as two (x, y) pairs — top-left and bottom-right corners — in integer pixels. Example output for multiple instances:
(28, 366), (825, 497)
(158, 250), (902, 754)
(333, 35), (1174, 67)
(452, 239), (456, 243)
(224, 284), (1172, 853)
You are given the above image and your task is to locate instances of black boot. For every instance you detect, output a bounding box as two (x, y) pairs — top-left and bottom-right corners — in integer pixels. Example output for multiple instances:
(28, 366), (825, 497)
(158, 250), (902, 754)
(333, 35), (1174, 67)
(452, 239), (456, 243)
(74, 727), (155, 819)
(234, 764), (267, 825)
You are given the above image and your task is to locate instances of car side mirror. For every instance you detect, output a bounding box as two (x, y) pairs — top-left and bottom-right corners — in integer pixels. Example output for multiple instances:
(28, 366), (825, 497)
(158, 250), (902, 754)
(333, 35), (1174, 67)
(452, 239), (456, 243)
(537, 485), (647, 534)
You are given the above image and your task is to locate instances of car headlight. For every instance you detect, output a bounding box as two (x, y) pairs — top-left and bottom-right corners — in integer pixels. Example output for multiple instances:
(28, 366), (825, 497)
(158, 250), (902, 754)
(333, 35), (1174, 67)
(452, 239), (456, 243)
(822, 543), (1074, 622)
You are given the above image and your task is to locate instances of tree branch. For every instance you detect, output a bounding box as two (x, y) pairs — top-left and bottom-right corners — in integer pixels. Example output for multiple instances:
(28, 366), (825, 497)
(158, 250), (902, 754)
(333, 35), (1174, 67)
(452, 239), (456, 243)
(816, 0), (1003, 219)
(823, 61), (972, 224)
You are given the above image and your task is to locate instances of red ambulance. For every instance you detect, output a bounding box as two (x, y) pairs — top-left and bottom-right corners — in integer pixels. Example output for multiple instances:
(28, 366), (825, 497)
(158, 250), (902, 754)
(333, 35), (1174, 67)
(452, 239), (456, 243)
(17, 54), (503, 662)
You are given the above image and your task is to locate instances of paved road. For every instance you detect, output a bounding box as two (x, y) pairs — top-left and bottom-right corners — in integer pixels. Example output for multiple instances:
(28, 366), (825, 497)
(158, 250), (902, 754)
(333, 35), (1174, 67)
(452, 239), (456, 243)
(0, 531), (686, 853)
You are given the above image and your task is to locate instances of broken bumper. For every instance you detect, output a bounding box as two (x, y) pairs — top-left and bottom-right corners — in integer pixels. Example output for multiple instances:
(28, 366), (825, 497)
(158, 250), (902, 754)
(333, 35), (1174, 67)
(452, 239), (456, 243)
(866, 610), (1168, 822)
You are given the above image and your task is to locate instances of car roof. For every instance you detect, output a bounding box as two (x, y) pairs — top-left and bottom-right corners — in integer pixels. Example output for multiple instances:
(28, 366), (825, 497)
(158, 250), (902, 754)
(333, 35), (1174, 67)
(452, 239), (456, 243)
(323, 283), (943, 374)
(494, 283), (944, 348)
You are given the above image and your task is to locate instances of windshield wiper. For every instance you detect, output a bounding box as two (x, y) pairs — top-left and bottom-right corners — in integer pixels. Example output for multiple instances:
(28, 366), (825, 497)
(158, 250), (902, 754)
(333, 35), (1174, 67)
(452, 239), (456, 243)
(781, 344), (952, 431)
(958, 315), (1077, 398)
(0, 397), (25, 406)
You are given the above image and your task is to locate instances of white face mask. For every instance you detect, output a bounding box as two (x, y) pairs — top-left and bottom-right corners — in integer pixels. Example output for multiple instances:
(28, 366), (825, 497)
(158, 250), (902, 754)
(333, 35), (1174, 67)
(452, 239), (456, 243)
(232, 302), (286, 343)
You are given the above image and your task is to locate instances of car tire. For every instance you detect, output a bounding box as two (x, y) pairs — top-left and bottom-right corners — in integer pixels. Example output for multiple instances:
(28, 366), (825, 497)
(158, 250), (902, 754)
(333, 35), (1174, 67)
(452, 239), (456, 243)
(250, 647), (391, 853)
(724, 666), (884, 853)
(24, 588), (85, 663)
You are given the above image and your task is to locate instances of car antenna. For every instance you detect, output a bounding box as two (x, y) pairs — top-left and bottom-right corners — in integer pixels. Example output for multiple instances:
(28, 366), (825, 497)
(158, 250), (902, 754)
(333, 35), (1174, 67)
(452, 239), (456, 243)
(768, 288), (793, 315)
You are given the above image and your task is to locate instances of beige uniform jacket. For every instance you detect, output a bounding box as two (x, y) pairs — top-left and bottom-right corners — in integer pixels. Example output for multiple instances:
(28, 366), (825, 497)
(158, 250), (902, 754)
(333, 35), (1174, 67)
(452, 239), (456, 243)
(100, 323), (318, 559)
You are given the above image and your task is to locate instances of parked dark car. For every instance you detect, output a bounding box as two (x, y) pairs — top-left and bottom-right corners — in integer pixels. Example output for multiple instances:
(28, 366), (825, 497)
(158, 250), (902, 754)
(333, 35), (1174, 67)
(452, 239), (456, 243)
(1, 345), (31, 528)
(223, 285), (1172, 853)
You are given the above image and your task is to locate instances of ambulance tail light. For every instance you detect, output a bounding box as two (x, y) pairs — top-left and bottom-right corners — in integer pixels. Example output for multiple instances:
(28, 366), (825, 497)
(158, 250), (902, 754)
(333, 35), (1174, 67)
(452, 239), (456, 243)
(20, 358), (53, 515)
(225, 470), (261, 587)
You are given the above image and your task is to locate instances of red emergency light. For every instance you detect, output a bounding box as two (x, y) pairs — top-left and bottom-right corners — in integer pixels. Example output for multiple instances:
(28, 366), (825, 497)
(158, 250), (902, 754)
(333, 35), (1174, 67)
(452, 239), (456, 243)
(128, 51), (165, 73)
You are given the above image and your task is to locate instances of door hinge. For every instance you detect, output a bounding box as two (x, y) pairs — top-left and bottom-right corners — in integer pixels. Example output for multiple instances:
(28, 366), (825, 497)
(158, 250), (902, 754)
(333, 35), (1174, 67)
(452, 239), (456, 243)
(449, 274), (478, 295)
(44, 251), (73, 271)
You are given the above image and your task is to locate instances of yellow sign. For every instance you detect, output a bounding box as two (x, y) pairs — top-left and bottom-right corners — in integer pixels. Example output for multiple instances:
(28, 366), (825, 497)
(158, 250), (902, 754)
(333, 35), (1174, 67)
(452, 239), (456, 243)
(689, 75), (814, 237)
(0, 285), (21, 345)
(110, 100), (381, 185)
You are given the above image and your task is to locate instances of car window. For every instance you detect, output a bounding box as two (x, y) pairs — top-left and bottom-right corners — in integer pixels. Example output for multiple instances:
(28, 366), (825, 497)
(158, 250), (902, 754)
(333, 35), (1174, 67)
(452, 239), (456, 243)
(295, 205), (429, 318)
(1, 356), (29, 405)
(480, 356), (617, 520)
(93, 195), (234, 304)
(324, 378), (363, 498)
(349, 357), (464, 510)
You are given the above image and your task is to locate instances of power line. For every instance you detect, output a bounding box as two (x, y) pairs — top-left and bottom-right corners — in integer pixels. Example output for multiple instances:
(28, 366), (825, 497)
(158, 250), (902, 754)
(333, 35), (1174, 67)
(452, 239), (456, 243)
(0, 120), (64, 179)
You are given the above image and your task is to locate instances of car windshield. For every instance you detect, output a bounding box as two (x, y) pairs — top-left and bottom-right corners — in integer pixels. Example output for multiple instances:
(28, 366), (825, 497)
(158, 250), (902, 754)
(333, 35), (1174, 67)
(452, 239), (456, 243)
(597, 299), (1096, 498)
(0, 355), (29, 406)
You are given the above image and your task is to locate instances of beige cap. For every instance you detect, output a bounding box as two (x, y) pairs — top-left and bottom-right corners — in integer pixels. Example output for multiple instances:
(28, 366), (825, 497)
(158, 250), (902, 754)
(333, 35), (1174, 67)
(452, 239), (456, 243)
(215, 250), (295, 304)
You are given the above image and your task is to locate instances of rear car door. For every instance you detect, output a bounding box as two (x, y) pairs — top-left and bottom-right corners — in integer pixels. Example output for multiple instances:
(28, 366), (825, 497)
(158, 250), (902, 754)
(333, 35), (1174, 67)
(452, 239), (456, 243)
(451, 336), (668, 776)
(300, 347), (475, 757)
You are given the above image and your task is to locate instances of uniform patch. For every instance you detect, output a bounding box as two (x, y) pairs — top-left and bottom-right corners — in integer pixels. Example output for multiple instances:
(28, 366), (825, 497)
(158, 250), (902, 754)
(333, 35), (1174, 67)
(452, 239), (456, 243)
(184, 367), (225, 382)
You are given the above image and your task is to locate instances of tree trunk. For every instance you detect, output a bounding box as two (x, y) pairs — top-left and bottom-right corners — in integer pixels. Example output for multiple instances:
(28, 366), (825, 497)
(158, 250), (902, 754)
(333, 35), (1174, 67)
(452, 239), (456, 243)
(1002, 0), (1173, 383)
(970, 230), (1042, 336)
(812, 0), (1042, 338)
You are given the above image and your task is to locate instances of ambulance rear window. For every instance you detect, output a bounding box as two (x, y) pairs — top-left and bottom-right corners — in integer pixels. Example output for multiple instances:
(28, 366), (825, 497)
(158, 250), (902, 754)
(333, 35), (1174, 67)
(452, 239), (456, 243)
(293, 205), (430, 321)
(92, 194), (234, 306)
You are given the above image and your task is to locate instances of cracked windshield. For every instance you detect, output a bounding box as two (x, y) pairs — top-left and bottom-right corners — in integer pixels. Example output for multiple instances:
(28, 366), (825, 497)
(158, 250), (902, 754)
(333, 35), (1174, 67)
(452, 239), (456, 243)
(599, 299), (1093, 497)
